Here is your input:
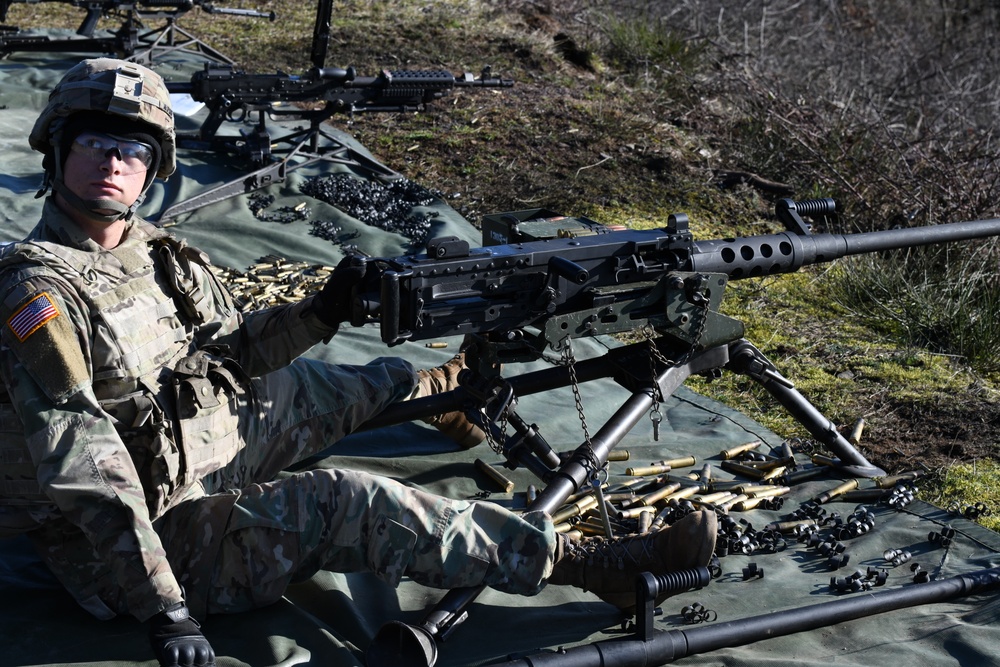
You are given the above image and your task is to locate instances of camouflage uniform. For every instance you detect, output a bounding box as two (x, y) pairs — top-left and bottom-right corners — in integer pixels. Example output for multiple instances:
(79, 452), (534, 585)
(0, 201), (557, 622)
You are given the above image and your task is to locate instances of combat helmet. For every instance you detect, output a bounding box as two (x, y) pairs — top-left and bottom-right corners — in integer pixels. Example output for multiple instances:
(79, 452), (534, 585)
(30, 57), (176, 222)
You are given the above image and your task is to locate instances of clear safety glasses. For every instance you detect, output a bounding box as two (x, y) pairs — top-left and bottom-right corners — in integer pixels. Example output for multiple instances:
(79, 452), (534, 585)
(69, 131), (155, 174)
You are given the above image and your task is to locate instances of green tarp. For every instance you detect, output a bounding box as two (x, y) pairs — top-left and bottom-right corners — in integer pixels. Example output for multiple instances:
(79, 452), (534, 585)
(0, 35), (998, 667)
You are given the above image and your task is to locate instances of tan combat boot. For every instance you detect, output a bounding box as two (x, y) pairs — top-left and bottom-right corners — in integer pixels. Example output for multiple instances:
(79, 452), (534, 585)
(414, 353), (487, 448)
(548, 509), (718, 614)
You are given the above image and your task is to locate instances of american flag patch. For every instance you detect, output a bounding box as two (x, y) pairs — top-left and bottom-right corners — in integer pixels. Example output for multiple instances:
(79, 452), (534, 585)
(7, 293), (60, 342)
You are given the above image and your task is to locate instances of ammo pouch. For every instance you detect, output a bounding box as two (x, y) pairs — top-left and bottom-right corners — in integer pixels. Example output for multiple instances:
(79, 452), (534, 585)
(101, 390), (181, 513)
(171, 349), (249, 484)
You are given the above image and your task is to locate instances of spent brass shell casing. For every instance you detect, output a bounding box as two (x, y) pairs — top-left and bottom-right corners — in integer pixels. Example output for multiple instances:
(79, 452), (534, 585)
(693, 491), (733, 505)
(745, 456), (793, 472)
(663, 475), (708, 492)
(612, 475), (665, 492)
(638, 482), (683, 507)
(764, 519), (818, 533)
(720, 460), (766, 480)
(651, 455), (697, 469)
(811, 454), (840, 467)
(706, 480), (749, 493)
(626, 465), (672, 477)
(779, 441), (795, 459)
(664, 485), (701, 501)
(637, 509), (654, 534)
(424, 342), (449, 349)
(564, 483), (607, 506)
(687, 497), (725, 511)
(874, 471), (923, 489)
(815, 478), (860, 503)
(577, 519), (624, 536)
(618, 505), (658, 520)
(606, 449), (631, 462)
(848, 418), (866, 444)
(649, 506), (672, 532)
(551, 494), (599, 525)
(720, 440), (762, 460)
(719, 494), (750, 511)
(744, 485), (791, 499)
(779, 465), (829, 485)
(732, 496), (770, 511)
(840, 488), (890, 503)
(474, 459), (515, 493)
(760, 466), (788, 482)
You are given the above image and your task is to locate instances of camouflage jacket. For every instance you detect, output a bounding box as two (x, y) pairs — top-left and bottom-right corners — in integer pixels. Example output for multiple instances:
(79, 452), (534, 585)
(0, 198), (335, 620)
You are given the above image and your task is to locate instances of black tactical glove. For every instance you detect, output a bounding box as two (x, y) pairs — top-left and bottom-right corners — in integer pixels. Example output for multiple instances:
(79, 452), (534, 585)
(148, 602), (216, 667)
(313, 254), (367, 328)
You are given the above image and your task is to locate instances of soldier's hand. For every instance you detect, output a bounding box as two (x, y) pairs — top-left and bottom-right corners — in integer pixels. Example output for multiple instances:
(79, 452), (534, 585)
(314, 254), (367, 327)
(148, 602), (216, 667)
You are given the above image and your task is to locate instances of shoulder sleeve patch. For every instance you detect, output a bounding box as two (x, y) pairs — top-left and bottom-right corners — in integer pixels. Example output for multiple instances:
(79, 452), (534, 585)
(3, 288), (89, 404)
(7, 292), (60, 342)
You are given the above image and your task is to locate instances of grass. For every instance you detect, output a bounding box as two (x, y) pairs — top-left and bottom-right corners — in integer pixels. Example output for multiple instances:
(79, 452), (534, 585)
(935, 461), (1000, 533)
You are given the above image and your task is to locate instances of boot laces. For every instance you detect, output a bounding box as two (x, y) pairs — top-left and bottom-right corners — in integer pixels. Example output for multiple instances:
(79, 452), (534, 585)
(567, 533), (660, 571)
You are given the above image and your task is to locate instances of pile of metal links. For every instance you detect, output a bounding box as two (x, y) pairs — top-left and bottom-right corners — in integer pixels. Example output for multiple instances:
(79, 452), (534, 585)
(300, 172), (443, 248)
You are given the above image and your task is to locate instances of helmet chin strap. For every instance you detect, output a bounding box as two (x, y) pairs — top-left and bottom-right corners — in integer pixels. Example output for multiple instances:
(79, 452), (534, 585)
(51, 178), (142, 224)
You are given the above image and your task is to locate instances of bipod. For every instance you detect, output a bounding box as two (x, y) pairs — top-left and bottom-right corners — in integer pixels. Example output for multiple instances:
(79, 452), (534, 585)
(156, 118), (400, 223)
(725, 338), (884, 477)
(364, 342), (727, 667)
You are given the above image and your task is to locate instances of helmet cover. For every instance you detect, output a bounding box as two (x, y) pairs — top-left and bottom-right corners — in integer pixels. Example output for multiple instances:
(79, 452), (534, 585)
(30, 57), (176, 179)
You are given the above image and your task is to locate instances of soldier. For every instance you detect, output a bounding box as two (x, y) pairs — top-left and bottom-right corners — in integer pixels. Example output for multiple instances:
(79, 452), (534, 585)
(0, 58), (717, 667)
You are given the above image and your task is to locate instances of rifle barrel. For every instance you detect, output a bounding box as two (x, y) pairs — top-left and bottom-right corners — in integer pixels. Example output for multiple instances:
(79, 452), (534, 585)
(689, 218), (1000, 278)
(492, 566), (1000, 666)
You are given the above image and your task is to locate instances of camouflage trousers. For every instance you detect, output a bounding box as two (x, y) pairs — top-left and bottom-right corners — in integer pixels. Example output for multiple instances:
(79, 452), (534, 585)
(153, 356), (557, 618)
(27, 356), (556, 620)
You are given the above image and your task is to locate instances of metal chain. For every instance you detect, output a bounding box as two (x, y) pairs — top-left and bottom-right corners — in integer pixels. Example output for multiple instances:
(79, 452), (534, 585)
(482, 408), (509, 456)
(482, 414), (502, 455)
(562, 341), (602, 476)
(645, 287), (711, 427)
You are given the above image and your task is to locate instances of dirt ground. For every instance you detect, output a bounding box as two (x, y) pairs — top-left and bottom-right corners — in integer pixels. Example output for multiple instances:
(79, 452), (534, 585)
(858, 398), (1000, 476)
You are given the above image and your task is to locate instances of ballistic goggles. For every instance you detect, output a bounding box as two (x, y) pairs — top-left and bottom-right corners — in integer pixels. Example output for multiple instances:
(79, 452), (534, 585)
(69, 131), (155, 174)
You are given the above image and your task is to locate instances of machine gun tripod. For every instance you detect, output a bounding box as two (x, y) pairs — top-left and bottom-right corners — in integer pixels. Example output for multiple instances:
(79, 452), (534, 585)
(361, 328), (884, 666)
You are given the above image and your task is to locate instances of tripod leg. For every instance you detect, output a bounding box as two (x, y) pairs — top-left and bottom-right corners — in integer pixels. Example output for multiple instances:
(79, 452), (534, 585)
(726, 339), (885, 477)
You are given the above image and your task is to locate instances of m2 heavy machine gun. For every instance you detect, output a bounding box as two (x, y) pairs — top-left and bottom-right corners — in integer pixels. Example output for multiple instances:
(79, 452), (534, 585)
(157, 64), (513, 221)
(0, 0), (274, 63)
(355, 198), (1000, 666)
